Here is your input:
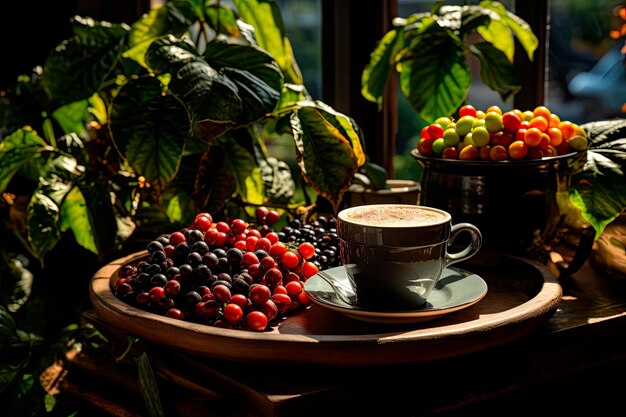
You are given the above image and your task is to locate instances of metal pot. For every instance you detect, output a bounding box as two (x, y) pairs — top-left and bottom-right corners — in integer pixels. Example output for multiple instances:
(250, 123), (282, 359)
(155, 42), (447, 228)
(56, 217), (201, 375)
(411, 149), (593, 275)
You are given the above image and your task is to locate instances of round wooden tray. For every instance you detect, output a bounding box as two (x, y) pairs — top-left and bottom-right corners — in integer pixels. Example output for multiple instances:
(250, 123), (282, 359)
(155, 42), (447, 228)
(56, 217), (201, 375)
(89, 249), (562, 367)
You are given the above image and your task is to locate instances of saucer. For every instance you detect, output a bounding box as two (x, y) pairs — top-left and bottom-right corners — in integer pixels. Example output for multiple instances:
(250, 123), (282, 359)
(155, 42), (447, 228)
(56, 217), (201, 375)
(303, 266), (488, 324)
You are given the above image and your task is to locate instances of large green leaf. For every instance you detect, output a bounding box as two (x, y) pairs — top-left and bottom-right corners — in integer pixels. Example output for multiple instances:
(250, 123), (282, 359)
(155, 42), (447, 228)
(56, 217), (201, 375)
(0, 307), (20, 350)
(569, 118), (626, 239)
(290, 107), (361, 212)
(477, 15), (515, 62)
(27, 189), (63, 260)
(310, 101), (367, 166)
(145, 35), (199, 74)
(203, 41), (283, 124)
(25, 154), (88, 259)
(42, 17), (129, 108)
(109, 76), (189, 192)
(570, 151), (626, 239)
(361, 29), (403, 108)
(204, 2), (240, 37)
(51, 100), (91, 138)
(0, 129), (53, 193)
(398, 28), (471, 123)
(163, 154), (201, 225)
(480, 1), (538, 61)
(172, 60), (242, 125)
(468, 42), (521, 103)
(124, 1), (194, 68)
(0, 307), (22, 395)
(233, 0), (303, 84)
(76, 174), (130, 253)
(219, 132), (265, 205)
(146, 37), (243, 130)
(436, 5), (491, 38)
(59, 186), (97, 254)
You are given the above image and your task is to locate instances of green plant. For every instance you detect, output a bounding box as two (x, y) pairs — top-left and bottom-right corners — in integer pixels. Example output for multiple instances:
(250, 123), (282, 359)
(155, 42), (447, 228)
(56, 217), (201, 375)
(567, 118), (626, 239)
(0, 0), (366, 265)
(361, 0), (538, 123)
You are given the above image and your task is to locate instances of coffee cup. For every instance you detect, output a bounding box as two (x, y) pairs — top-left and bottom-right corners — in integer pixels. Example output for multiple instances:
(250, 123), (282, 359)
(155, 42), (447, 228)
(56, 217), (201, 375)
(332, 204), (482, 311)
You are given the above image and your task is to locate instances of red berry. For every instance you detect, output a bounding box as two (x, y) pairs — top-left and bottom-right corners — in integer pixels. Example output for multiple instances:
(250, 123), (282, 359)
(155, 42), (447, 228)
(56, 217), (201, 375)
(193, 215), (212, 232)
(280, 251), (300, 270)
(273, 285), (288, 295)
(245, 311), (269, 331)
(284, 271), (300, 283)
(263, 267), (283, 286)
(164, 280), (181, 297)
(272, 293), (293, 311)
(212, 284), (232, 303)
(242, 251), (260, 268)
(255, 237), (272, 252)
(204, 228), (218, 244)
(246, 236), (259, 252)
(301, 261), (319, 279)
(215, 221), (230, 234)
(214, 232), (228, 247)
(265, 232), (279, 245)
(230, 218), (248, 235)
(285, 281), (303, 299)
(260, 256), (276, 270)
(259, 299), (278, 321)
(232, 240), (245, 251)
(223, 303), (244, 324)
(201, 300), (221, 319)
(229, 294), (249, 311)
(426, 123), (445, 139)
(165, 308), (185, 320)
(136, 292), (150, 306)
(265, 210), (280, 226)
(296, 291), (311, 305)
(459, 104), (477, 118)
(298, 242), (315, 260)
(255, 206), (269, 223)
(269, 242), (288, 259)
(247, 263), (263, 280)
(249, 284), (271, 306)
(169, 231), (186, 246)
(148, 287), (165, 302)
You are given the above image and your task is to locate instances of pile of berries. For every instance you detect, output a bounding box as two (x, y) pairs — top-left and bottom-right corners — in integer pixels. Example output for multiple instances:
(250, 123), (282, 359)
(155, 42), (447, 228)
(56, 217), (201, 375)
(112, 208), (340, 332)
(416, 105), (588, 161)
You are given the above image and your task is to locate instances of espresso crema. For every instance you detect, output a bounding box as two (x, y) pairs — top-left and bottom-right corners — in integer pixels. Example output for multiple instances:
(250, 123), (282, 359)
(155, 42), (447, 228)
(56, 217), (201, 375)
(339, 205), (447, 227)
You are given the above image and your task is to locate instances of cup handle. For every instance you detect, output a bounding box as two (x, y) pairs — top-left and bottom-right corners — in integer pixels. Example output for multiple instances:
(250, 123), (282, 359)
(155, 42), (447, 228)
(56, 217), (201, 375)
(445, 223), (483, 269)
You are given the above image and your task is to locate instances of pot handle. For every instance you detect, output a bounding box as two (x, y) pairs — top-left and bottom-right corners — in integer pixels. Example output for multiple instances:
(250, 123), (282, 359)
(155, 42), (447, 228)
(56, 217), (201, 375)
(553, 226), (596, 278)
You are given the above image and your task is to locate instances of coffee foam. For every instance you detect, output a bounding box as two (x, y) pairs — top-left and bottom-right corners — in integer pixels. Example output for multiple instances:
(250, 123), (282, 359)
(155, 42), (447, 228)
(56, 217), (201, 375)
(340, 205), (447, 227)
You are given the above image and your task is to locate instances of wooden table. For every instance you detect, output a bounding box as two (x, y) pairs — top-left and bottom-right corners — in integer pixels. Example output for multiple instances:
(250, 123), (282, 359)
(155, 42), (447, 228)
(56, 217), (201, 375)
(65, 251), (626, 417)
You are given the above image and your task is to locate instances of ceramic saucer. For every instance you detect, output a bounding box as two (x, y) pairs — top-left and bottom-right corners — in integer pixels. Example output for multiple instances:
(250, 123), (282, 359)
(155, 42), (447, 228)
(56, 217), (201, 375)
(303, 266), (488, 324)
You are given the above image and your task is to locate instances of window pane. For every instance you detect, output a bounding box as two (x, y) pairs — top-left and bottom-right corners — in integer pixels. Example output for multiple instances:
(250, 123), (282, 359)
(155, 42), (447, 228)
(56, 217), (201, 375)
(547, 0), (626, 124)
(276, 0), (322, 99)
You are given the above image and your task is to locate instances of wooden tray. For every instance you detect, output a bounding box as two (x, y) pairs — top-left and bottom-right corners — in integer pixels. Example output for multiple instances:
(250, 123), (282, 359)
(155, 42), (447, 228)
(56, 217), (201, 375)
(89, 249), (562, 367)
